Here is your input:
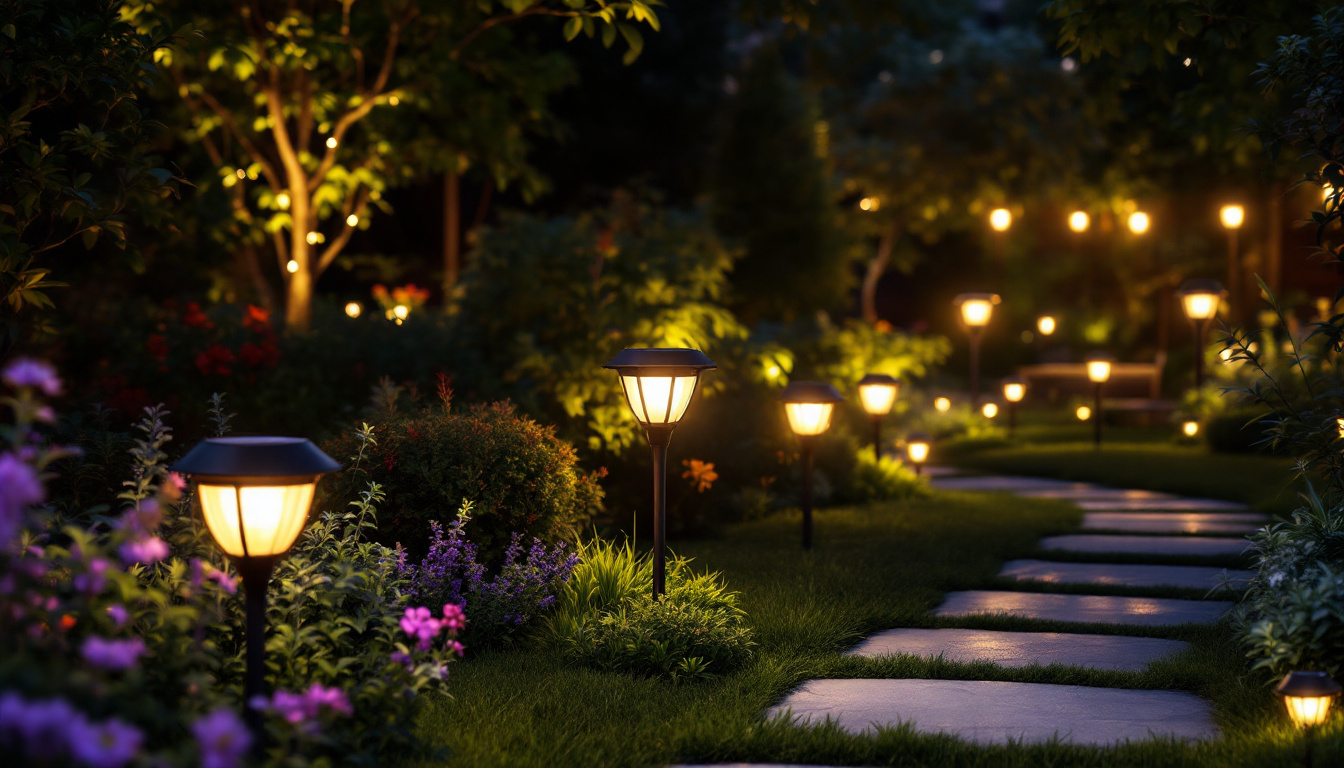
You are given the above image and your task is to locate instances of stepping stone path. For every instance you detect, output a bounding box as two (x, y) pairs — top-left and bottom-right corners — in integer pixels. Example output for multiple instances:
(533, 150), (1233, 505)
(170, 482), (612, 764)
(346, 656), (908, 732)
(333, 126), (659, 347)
(703, 475), (1260, 763)
(1000, 559), (1254, 590)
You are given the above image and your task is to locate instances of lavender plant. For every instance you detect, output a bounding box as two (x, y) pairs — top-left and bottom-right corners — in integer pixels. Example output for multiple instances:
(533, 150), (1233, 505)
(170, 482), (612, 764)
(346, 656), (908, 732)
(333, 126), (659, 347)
(400, 501), (578, 647)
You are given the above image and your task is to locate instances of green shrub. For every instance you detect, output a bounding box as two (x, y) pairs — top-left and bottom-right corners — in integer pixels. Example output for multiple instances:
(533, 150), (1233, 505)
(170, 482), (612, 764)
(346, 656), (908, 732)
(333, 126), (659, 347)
(322, 399), (603, 563)
(1205, 410), (1272, 454)
(541, 539), (754, 682)
(842, 450), (928, 503)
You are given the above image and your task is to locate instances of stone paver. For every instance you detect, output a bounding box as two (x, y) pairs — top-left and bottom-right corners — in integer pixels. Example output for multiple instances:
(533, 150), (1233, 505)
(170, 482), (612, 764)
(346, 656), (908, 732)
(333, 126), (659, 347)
(673, 765), (841, 768)
(1039, 534), (1249, 557)
(1016, 487), (1175, 501)
(1000, 559), (1254, 590)
(769, 679), (1218, 745)
(847, 628), (1187, 671)
(1082, 511), (1266, 535)
(1074, 498), (1249, 511)
(931, 476), (1091, 493)
(935, 590), (1231, 626)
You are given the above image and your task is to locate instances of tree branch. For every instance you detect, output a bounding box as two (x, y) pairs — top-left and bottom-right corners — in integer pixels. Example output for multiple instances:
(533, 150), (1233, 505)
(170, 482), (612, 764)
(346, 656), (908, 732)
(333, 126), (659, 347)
(452, 7), (573, 57)
(316, 187), (370, 274)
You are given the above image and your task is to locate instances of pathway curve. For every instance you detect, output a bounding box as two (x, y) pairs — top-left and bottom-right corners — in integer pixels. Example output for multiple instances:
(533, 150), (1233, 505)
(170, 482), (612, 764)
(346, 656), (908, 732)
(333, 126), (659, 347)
(676, 470), (1266, 766)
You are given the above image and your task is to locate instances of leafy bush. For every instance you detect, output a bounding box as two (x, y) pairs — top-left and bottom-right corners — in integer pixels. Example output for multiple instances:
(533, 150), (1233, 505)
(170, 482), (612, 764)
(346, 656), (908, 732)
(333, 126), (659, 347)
(322, 396), (603, 563)
(0, 363), (463, 767)
(843, 451), (928, 503)
(542, 539), (754, 682)
(398, 501), (577, 648)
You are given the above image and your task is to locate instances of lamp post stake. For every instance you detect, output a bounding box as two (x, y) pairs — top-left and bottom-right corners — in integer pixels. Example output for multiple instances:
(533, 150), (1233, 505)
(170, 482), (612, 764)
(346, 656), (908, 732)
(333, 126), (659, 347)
(1093, 381), (1103, 448)
(969, 326), (982, 405)
(800, 436), (815, 550)
(647, 427), (671, 598)
(236, 556), (279, 745)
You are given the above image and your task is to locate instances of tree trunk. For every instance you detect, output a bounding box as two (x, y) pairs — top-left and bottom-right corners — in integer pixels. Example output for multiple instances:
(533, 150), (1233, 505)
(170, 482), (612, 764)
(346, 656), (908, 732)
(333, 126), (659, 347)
(239, 244), (277, 315)
(285, 194), (313, 332)
(860, 222), (899, 325)
(443, 169), (461, 312)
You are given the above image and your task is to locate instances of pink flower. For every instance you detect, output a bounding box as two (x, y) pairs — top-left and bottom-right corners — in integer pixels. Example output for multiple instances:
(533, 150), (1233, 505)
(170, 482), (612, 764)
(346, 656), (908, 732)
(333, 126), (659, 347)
(67, 717), (142, 768)
(0, 452), (44, 548)
(74, 558), (112, 593)
(192, 708), (251, 768)
(255, 684), (352, 731)
(118, 536), (169, 566)
(81, 636), (146, 670)
(106, 605), (129, 628)
(2, 358), (62, 396)
(440, 603), (466, 633)
(400, 606), (444, 651)
(301, 684), (352, 718)
(118, 499), (162, 535)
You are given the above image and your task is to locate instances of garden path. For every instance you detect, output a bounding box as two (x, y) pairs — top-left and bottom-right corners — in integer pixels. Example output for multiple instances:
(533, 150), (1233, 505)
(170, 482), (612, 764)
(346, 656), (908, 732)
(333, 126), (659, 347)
(677, 470), (1267, 765)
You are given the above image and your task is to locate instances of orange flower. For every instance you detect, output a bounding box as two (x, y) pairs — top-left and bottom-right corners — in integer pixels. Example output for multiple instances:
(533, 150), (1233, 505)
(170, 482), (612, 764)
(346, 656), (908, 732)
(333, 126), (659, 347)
(681, 459), (718, 493)
(59, 614), (77, 631)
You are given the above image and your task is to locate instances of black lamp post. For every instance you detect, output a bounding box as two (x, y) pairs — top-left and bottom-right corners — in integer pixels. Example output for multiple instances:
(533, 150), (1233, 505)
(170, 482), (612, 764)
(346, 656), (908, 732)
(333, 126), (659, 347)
(857, 373), (900, 461)
(1276, 670), (1341, 768)
(1176, 278), (1226, 389)
(602, 348), (716, 599)
(1001, 375), (1026, 438)
(173, 437), (341, 746)
(954, 293), (999, 405)
(1085, 353), (1113, 448)
(780, 381), (844, 550)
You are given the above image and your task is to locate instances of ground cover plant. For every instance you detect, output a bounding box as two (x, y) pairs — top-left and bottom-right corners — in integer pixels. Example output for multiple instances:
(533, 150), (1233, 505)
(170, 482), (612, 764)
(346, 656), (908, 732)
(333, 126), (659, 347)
(416, 491), (1333, 768)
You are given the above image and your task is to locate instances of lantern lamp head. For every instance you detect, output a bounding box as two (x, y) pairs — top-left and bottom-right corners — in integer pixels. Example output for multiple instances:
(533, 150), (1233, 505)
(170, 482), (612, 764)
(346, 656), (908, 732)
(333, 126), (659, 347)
(172, 438), (341, 559)
(1182, 419), (1200, 438)
(1220, 204), (1245, 230)
(954, 293), (1001, 328)
(857, 373), (901, 417)
(603, 348), (716, 433)
(1275, 670), (1341, 729)
(1177, 279), (1226, 322)
(906, 431), (931, 464)
(1085, 352), (1114, 384)
(779, 381), (845, 437)
(1037, 315), (1057, 336)
(989, 208), (1012, 232)
(1003, 376), (1027, 403)
(1127, 211), (1150, 235)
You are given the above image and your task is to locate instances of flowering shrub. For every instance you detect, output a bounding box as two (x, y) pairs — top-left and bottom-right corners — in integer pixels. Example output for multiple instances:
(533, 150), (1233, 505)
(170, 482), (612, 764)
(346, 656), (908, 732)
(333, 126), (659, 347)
(322, 396), (603, 563)
(542, 539), (754, 682)
(0, 360), (462, 767)
(399, 502), (578, 648)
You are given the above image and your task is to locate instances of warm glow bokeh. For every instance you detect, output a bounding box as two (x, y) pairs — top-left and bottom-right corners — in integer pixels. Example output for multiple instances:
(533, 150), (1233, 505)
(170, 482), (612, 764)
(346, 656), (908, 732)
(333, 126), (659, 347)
(620, 375), (698, 425)
(989, 208), (1012, 232)
(858, 382), (899, 416)
(1076, 405), (1092, 421)
(981, 403), (998, 419)
(1004, 382), (1026, 403)
(960, 299), (993, 327)
(1068, 211), (1090, 233)
(907, 442), (930, 463)
(1127, 211), (1150, 234)
(1182, 420), (1200, 437)
(1037, 315), (1057, 336)
(934, 397), (951, 413)
(198, 483), (316, 557)
(1087, 360), (1112, 383)
(344, 302), (362, 318)
(1219, 204), (1245, 229)
(859, 196), (880, 211)
(785, 402), (835, 436)
(1182, 293), (1220, 321)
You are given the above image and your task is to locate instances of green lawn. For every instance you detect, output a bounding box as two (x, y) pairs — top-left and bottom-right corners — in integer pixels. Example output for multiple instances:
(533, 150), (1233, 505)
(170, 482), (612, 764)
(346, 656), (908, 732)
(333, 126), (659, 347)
(416, 492), (1337, 767)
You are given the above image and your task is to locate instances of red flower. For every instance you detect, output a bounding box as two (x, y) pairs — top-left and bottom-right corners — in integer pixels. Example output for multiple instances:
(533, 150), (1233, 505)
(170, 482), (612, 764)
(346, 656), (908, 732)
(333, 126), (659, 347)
(243, 305), (271, 334)
(183, 302), (213, 329)
(146, 334), (169, 362)
(194, 344), (236, 377)
(238, 340), (281, 369)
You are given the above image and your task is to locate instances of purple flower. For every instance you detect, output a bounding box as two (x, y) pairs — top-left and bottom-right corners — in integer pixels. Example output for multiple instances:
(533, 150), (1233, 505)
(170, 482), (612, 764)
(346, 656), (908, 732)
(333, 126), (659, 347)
(81, 636), (146, 670)
(68, 717), (142, 768)
(257, 684), (352, 729)
(0, 452), (44, 548)
(2, 358), (62, 396)
(118, 499), (162, 535)
(118, 536), (169, 566)
(301, 684), (352, 718)
(74, 558), (112, 593)
(192, 708), (251, 768)
(106, 605), (129, 628)
(0, 693), (78, 759)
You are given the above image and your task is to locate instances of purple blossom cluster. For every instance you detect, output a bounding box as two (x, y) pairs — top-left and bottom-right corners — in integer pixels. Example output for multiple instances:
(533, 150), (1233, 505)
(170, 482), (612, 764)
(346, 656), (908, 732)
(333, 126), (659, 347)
(0, 451), (43, 550)
(251, 683), (353, 735)
(116, 499), (170, 568)
(0, 692), (143, 768)
(399, 515), (577, 644)
(81, 636), (147, 671)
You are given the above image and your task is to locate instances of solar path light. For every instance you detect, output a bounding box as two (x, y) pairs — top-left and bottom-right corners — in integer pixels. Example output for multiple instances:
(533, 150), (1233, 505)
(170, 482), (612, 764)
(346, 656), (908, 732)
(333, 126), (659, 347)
(780, 381), (844, 550)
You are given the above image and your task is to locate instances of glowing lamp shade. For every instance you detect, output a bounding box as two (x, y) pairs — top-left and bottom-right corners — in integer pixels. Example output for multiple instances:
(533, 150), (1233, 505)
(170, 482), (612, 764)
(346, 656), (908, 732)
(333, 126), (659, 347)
(173, 437), (341, 559)
(934, 397), (952, 413)
(1068, 211), (1090, 233)
(603, 348), (717, 429)
(1076, 405), (1092, 421)
(1086, 354), (1113, 384)
(1275, 671), (1341, 728)
(1220, 204), (1245, 229)
(1037, 316), (1057, 336)
(344, 302), (362, 319)
(907, 431), (931, 464)
(1127, 211), (1150, 235)
(780, 381), (845, 437)
(1003, 377), (1026, 403)
(857, 373), (901, 416)
(1182, 420), (1200, 438)
(955, 293), (1000, 328)
(982, 403), (998, 419)
(989, 208), (1012, 232)
(1177, 279), (1226, 321)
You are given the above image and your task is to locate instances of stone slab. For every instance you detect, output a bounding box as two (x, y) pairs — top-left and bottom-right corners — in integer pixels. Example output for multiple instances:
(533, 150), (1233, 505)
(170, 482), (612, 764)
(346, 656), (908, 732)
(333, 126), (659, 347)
(932, 476), (1092, 492)
(769, 679), (1218, 745)
(672, 765), (842, 768)
(1082, 512), (1266, 535)
(1016, 487), (1176, 501)
(1039, 534), (1249, 557)
(934, 590), (1231, 626)
(1000, 559), (1255, 590)
(846, 628), (1188, 671)
(1074, 498), (1249, 512)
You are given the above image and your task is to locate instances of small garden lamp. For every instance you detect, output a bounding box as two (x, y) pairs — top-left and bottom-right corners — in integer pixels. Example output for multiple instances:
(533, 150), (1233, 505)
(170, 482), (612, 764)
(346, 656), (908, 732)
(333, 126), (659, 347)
(1177, 278), (1226, 388)
(1037, 315), (1056, 336)
(981, 402), (998, 419)
(934, 396), (952, 414)
(906, 431), (931, 476)
(1220, 205), (1245, 320)
(603, 348), (717, 599)
(955, 292), (1000, 404)
(1085, 353), (1113, 448)
(857, 373), (901, 461)
(172, 437), (341, 742)
(1076, 405), (1092, 421)
(781, 381), (844, 550)
(1181, 419), (1200, 439)
(1002, 375), (1026, 437)
(1276, 670), (1341, 729)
